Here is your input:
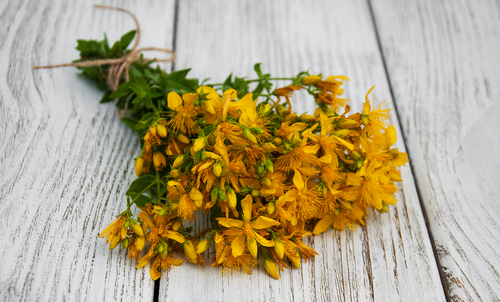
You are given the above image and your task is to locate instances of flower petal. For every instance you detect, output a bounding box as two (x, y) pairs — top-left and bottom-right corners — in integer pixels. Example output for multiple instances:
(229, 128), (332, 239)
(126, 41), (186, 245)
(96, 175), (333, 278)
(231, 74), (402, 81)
(241, 194), (253, 222)
(163, 230), (185, 243)
(231, 233), (246, 257)
(168, 91), (183, 111)
(251, 216), (280, 229)
(293, 169), (305, 192)
(313, 216), (335, 235)
(216, 218), (244, 228)
(252, 230), (274, 247)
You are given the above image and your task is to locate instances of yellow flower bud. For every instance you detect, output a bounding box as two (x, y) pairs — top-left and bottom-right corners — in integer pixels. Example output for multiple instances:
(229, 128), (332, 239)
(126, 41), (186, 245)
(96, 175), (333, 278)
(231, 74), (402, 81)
(267, 201), (276, 215)
(156, 124), (167, 138)
(172, 220), (182, 231)
(243, 129), (258, 144)
(196, 238), (210, 254)
(202, 101), (216, 114)
(213, 162), (222, 177)
(227, 187), (237, 209)
(274, 239), (284, 259)
(339, 119), (359, 129)
(122, 238), (129, 249)
(284, 113), (298, 122)
(351, 151), (361, 160)
(251, 189), (260, 198)
(261, 177), (271, 187)
(333, 129), (351, 138)
(259, 103), (271, 115)
(302, 75), (322, 85)
(109, 235), (121, 250)
(193, 137), (206, 152)
(130, 222), (144, 237)
(153, 152), (167, 171)
(135, 157), (144, 177)
(291, 252), (301, 269)
(276, 105), (287, 115)
(135, 236), (146, 251)
(264, 257), (280, 279)
(177, 133), (190, 144)
(273, 137), (283, 146)
(247, 238), (258, 258)
(299, 114), (316, 123)
(261, 143), (276, 152)
(361, 115), (369, 125)
(183, 240), (198, 264)
(171, 169), (180, 178)
(172, 155), (184, 168)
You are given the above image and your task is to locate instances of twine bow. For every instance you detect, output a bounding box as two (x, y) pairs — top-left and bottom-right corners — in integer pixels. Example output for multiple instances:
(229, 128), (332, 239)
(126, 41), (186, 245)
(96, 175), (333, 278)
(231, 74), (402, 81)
(33, 5), (176, 118)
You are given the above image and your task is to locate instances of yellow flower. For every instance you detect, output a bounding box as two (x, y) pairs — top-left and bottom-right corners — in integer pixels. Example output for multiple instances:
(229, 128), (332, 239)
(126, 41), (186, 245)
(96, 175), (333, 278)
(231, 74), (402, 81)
(149, 254), (183, 281)
(167, 91), (200, 135)
(197, 86), (222, 123)
(362, 86), (390, 129)
(217, 195), (280, 258)
(99, 215), (126, 243)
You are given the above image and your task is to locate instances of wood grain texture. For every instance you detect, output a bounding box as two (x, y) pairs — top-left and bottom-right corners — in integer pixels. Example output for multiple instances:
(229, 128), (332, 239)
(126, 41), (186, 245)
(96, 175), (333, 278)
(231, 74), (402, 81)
(371, 0), (500, 300)
(0, 0), (175, 301)
(159, 1), (445, 301)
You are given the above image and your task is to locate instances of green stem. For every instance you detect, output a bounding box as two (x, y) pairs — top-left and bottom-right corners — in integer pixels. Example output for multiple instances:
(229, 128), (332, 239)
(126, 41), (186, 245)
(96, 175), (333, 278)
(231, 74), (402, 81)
(130, 180), (157, 206)
(210, 77), (295, 86)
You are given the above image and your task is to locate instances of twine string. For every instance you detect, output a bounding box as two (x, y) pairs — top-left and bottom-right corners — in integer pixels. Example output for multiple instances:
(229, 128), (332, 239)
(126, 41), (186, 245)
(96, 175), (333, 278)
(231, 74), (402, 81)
(33, 4), (176, 118)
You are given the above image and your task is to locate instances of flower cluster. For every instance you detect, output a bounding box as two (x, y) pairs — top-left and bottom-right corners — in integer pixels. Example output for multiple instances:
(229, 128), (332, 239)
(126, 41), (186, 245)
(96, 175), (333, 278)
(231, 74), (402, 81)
(99, 73), (407, 280)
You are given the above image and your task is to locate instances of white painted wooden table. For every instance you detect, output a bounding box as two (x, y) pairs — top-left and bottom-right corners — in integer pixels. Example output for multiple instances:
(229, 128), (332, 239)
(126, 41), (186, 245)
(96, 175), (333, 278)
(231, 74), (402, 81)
(1, 0), (499, 301)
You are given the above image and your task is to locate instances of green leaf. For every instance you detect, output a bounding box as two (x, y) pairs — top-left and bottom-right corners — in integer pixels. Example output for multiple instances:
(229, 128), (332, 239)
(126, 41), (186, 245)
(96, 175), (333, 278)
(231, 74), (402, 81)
(145, 69), (160, 83)
(130, 83), (146, 96)
(99, 90), (113, 103)
(128, 192), (152, 208)
(120, 117), (139, 131)
(167, 68), (191, 81)
(101, 33), (110, 57)
(202, 124), (217, 137)
(120, 30), (136, 49)
(254, 63), (263, 78)
(127, 174), (156, 194)
(126, 174), (155, 207)
(166, 80), (190, 93)
(109, 82), (131, 99)
(149, 90), (163, 98)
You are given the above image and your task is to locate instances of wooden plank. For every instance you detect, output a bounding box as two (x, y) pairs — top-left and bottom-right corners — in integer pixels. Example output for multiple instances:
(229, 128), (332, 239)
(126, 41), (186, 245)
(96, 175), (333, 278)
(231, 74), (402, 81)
(0, 0), (175, 301)
(159, 1), (445, 301)
(370, 0), (500, 300)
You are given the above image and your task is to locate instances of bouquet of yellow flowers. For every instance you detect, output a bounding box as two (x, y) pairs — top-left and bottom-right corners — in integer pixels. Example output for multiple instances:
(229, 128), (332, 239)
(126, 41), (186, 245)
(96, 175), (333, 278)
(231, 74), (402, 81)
(36, 6), (407, 280)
